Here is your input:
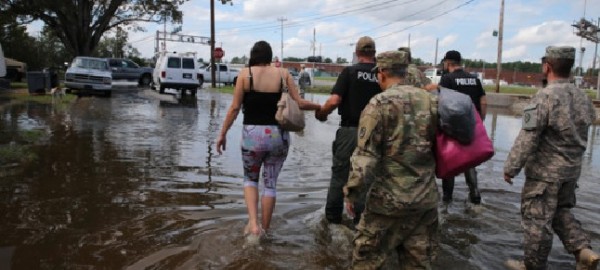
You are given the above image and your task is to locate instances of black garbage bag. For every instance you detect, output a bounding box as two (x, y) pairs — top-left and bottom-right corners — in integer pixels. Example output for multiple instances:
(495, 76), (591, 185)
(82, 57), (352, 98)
(437, 87), (475, 144)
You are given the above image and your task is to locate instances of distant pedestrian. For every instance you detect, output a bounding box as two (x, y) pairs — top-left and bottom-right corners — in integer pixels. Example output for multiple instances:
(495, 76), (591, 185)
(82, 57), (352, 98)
(315, 36), (381, 226)
(438, 50), (487, 204)
(298, 64), (311, 97)
(504, 46), (599, 270)
(345, 50), (439, 269)
(273, 56), (281, 68)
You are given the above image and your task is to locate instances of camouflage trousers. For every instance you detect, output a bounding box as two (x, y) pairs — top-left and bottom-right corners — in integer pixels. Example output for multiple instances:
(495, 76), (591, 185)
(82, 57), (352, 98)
(521, 178), (591, 269)
(351, 207), (439, 270)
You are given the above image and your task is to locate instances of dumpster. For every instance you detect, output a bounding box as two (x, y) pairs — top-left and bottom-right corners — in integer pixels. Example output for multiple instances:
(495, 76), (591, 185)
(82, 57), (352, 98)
(43, 68), (59, 88)
(26, 71), (47, 94)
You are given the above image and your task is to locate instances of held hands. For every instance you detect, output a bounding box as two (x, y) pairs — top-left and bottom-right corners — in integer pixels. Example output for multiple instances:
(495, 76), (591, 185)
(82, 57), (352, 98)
(315, 106), (328, 122)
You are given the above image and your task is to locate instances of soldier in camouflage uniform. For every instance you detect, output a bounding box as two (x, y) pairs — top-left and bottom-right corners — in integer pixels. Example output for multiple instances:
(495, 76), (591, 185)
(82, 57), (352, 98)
(344, 50), (439, 269)
(398, 47), (433, 90)
(503, 46), (599, 270)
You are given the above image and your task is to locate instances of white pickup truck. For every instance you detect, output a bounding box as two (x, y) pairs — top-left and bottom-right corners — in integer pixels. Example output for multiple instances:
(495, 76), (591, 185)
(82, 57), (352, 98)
(198, 63), (239, 88)
(424, 67), (443, 84)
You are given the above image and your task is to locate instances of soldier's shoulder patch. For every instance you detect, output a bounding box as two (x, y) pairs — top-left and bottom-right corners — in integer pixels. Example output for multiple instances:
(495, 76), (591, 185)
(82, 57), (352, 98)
(522, 103), (538, 130)
(359, 126), (366, 139)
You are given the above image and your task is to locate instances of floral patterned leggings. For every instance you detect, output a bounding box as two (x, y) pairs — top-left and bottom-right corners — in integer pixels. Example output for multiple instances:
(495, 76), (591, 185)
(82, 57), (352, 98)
(241, 125), (289, 197)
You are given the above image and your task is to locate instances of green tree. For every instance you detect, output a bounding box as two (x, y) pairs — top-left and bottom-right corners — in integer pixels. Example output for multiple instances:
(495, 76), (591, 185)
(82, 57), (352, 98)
(335, 57), (348, 64)
(93, 28), (129, 58)
(324, 57), (332, 63)
(283, 57), (304, 62)
(230, 57), (242, 64)
(0, 0), (187, 57)
(412, 57), (425, 66)
(38, 26), (71, 69)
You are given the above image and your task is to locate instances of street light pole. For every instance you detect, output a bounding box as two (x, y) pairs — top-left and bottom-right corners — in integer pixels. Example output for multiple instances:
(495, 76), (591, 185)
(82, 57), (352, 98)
(278, 17), (287, 67)
(592, 17), (600, 99)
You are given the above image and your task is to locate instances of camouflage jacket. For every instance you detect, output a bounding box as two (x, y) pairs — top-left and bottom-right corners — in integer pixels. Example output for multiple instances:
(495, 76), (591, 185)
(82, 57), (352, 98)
(405, 64), (431, 89)
(504, 79), (596, 180)
(345, 83), (439, 216)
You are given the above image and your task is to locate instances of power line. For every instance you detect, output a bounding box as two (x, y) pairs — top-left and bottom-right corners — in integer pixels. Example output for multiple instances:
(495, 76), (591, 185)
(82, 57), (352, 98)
(129, 35), (154, 44)
(329, 0), (448, 43)
(217, 0), (421, 36)
(373, 0), (476, 40)
(216, 0), (388, 32)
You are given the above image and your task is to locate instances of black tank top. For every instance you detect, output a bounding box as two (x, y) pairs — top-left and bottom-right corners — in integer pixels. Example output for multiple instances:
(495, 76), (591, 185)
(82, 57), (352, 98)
(242, 67), (282, 125)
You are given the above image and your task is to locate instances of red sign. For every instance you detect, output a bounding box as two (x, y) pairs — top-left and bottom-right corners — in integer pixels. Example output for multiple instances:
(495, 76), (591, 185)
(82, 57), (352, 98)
(214, 47), (224, 59)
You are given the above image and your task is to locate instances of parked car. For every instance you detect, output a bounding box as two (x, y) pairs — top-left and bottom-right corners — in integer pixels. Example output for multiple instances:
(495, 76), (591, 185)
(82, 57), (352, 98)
(198, 63), (239, 88)
(107, 58), (153, 86)
(64, 56), (112, 96)
(5, 57), (27, 82)
(151, 51), (200, 95)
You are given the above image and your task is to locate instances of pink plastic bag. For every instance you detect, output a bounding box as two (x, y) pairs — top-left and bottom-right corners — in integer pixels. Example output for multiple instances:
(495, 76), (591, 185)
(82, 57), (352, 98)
(435, 110), (494, 179)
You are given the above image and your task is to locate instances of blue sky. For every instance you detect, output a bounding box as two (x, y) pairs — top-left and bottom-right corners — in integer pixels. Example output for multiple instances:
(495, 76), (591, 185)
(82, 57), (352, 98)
(28, 0), (600, 68)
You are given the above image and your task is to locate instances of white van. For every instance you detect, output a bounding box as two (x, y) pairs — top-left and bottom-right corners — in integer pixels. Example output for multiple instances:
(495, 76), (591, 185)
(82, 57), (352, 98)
(152, 51), (200, 96)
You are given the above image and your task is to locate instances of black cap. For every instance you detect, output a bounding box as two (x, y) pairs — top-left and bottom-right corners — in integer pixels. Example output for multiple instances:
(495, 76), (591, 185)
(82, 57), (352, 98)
(442, 50), (461, 62)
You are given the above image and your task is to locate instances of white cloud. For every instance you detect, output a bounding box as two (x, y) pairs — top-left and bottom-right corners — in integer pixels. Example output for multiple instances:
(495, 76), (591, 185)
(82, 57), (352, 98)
(503, 45), (528, 60)
(509, 21), (580, 47)
(439, 35), (458, 48)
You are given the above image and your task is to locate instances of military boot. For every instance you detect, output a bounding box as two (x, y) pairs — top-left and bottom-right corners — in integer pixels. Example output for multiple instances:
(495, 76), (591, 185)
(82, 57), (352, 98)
(576, 248), (600, 270)
(465, 168), (481, 204)
(442, 178), (455, 203)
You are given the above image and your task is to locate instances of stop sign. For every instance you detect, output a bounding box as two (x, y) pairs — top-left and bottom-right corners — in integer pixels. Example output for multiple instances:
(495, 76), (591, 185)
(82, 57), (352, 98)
(214, 47), (224, 60)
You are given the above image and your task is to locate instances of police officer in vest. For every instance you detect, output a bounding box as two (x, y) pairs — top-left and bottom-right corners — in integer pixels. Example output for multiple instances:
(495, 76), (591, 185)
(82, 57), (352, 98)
(316, 36), (382, 225)
(439, 50), (487, 204)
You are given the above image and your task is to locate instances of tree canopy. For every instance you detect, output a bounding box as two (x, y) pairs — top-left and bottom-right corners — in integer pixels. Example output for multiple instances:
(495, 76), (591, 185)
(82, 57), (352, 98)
(0, 0), (188, 57)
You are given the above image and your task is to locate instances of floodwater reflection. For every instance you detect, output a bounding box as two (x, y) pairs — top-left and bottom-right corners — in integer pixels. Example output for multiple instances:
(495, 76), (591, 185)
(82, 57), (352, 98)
(0, 91), (598, 270)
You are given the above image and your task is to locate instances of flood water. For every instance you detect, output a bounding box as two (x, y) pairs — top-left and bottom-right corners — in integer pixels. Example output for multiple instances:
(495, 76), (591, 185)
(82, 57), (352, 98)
(0, 90), (598, 270)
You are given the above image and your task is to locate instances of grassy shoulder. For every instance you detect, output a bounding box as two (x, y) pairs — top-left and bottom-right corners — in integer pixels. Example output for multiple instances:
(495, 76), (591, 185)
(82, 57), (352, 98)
(483, 85), (597, 99)
(1, 90), (78, 104)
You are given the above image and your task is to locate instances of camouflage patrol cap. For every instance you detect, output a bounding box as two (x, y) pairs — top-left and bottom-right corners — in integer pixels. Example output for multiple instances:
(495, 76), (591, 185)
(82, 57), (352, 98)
(397, 47), (412, 62)
(371, 50), (409, 72)
(544, 46), (575, 60)
(356, 36), (376, 52)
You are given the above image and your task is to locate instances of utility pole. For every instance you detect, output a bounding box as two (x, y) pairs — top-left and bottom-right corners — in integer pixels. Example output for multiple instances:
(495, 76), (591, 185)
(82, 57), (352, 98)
(408, 33), (411, 48)
(312, 28), (316, 83)
(495, 0), (504, 93)
(572, 16), (600, 98)
(278, 17), (287, 67)
(210, 0), (216, 88)
(434, 38), (438, 66)
(594, 17), (599, 98)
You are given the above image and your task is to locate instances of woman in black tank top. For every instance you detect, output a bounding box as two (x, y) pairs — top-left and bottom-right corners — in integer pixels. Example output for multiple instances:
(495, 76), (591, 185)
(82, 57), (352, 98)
(216, 41), (321, 238)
